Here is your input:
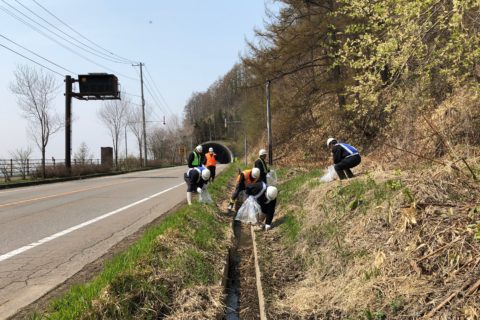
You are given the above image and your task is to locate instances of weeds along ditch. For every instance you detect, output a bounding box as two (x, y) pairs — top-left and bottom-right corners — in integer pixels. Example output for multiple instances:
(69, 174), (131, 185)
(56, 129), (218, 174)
(30, 165), (238, 320)
(256, 163), (480, 319)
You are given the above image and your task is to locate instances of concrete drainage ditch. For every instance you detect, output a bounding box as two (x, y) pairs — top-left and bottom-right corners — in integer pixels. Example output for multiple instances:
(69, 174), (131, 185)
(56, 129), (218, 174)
(224, 219), (265, 319)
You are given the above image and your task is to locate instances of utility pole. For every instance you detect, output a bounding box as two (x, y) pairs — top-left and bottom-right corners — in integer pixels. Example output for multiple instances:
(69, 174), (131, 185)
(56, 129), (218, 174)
(140, 63), (147, 167)
(266, 80), (273, 166)
(133, 62), (148, 167)
(125, 125), (128, 160)
(65, 75), (73, 175)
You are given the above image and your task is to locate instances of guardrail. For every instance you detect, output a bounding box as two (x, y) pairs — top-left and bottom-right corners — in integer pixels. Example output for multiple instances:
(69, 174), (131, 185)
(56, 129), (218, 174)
(0, 158), (102, 178)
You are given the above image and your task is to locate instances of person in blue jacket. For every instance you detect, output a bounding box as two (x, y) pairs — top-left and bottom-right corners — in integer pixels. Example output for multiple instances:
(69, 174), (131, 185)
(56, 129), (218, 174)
(327, 138), (361, 180)
(184, 167), (210, 205)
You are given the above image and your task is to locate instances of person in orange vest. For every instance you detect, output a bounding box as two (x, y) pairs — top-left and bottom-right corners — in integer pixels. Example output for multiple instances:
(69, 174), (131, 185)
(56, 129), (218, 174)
(205, 147), (217, 182)
(227, 167), (260, 211)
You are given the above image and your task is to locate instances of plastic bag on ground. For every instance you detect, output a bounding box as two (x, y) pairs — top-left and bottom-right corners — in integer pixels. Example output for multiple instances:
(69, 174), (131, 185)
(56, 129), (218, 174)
(235, 196), (262, 224)
(199, 188), (213, 204)
(267, 169), (278, 186)
(320, 165), (338, 183)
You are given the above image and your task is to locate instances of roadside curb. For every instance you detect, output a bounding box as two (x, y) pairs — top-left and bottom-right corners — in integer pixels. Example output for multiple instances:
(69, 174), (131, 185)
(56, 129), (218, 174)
(251, 225), (267, 320)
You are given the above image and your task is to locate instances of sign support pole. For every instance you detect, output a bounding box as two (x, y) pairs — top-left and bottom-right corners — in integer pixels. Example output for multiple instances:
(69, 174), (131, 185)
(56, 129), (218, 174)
(65, 75), (73, 175)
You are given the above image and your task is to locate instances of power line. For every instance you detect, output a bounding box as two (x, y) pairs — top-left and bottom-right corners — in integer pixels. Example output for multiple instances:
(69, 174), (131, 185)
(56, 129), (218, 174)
(143, 65), (176, 116)
(31, 0), (135, 64)
(0, 41), (63, 76)
(123, 91), (142, 98)
(132, 65), (168, 116)
(13, 0), (130, 64)
(0, 32), (76, 74)
(0, 2), (139, 81)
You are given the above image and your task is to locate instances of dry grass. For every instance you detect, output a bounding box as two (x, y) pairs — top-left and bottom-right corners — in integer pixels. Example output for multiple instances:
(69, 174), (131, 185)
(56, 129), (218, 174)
(81, 210), (229, 319)
(261, 157), (480, 319)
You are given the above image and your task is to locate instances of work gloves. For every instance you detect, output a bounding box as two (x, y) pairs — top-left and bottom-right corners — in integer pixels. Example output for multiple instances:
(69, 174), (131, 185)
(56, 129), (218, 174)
(227, 199), (234, 211)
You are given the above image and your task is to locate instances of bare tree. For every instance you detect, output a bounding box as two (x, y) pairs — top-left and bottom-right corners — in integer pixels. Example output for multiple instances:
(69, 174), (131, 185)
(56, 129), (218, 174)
(74, 142), (94, 165)
(149, 115), (184, 165)
(10, 147), (32, 179)
(0, 160), (11, 182)
(98, 97), (130, 168)
(10, 65), (62, 178)
(127, 104), (152, 163)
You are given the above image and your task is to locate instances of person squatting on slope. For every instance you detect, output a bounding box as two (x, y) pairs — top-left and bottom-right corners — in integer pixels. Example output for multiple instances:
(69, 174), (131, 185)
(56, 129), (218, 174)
(205, 147), (217, 182)
(227, 167), (261, 211)
(184, 167), (211, 205)
(187, 145), (206, 168)
(246, 181), (278, 231)
(255, 149), (270, 183)
(327, 138), (361, 180)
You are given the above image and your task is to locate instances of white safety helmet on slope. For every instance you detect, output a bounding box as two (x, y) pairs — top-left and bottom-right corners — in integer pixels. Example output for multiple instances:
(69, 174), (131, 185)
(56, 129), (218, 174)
(195, 145), (203, 153)
(266, 186), (278, 201)
(259, 149), (267, 157)
(209, 147), (214, 153)
(251, 167), (260, 179)
(326, 138), (337, 147)
(201, 168), (211, 181)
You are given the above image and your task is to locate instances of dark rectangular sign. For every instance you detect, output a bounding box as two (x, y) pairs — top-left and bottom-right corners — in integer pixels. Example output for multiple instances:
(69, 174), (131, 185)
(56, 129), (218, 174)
(78, 73), (119, 97)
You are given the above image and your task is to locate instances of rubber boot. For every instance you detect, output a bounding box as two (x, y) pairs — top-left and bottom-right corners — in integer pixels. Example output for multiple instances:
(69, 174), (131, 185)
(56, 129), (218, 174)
(187, 192), (192, 205)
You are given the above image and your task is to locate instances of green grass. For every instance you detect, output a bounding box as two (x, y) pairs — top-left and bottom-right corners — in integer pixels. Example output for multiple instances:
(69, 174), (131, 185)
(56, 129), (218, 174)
(281, 209), (302, 243)
(208, 164), (241, 200)
(32, 165), (234, 319)
(276, 168), (322, 204)
(274, 168), (321, 246)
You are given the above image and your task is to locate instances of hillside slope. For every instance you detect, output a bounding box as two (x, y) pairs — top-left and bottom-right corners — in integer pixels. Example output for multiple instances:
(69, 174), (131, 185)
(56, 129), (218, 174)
(257, 158), (480, 319)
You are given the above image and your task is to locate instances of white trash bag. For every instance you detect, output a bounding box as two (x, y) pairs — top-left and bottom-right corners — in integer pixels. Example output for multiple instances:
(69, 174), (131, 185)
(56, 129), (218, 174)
(235, 196), (262, 224)
(320, 165), (338, 183)
(199, 187), (213, 204)
(267, 169), (278, 186)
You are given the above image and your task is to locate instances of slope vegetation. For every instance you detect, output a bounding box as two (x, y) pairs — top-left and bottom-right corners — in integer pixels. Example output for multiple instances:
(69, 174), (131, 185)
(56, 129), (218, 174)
(257, 159), (480, 319)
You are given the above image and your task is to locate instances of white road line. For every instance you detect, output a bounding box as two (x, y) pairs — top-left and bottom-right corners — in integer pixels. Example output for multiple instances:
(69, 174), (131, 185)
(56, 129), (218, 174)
(0, 182), (185, 263)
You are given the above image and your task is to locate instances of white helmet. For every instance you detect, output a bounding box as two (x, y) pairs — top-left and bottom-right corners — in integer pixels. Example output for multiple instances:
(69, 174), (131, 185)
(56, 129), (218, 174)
(195, 145), (203, 153)
(201, 168), (211, 181)
(266, 186), (278, 201)
(326, 138), (336, 147)
(209, 147), (214, 152)
(251, 167), (260, 179)
(259, 149), (267, 157)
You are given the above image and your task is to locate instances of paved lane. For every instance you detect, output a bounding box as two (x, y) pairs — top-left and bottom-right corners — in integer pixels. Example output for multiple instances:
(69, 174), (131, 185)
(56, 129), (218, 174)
(0, 165), (220, 319)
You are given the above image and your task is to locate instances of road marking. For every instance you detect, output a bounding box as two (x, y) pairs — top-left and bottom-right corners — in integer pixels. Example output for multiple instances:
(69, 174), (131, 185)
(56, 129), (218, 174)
(0, 182), (185, 262)
(0, 180), (133, 208)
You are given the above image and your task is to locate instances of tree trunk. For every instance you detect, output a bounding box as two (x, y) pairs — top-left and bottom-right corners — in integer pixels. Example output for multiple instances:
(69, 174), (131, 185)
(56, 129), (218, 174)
(41, 147), (46, 179)
(138, 141), (143, 166)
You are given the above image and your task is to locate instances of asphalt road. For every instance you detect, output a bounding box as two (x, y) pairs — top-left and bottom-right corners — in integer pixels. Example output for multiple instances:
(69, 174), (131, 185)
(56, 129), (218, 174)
(0, 165), (220, 319)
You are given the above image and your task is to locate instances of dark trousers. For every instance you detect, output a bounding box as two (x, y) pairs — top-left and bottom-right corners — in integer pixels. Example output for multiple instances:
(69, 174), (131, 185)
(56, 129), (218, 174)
(184, 173), (196, 192)
(207, 165), (216, 182)
(260, 199), (276, 225)
(334, 154), (361, 180)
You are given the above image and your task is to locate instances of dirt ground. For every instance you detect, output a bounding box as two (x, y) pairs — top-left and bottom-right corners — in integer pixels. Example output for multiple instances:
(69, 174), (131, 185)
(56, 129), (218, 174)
(257, 227), (312, 320)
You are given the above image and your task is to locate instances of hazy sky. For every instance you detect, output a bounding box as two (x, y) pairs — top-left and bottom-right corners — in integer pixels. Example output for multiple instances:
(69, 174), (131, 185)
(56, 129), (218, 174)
(0, 1), (275, 159)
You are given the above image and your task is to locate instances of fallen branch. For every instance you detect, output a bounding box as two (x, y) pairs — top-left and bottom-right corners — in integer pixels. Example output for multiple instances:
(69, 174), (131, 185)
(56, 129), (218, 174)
(466, 278), (480, 296)
(424, 281), (471, 318)
(416, 238), (461, 263)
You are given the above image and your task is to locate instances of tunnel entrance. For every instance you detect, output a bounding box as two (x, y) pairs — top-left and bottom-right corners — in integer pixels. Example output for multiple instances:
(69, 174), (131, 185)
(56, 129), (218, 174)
(201, 142), (233, 164)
